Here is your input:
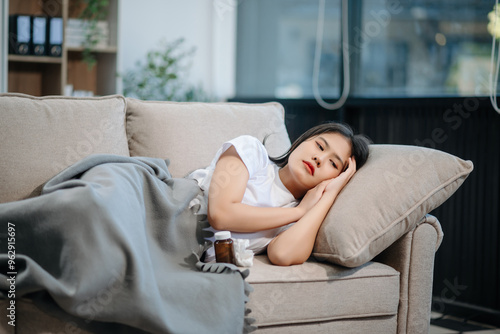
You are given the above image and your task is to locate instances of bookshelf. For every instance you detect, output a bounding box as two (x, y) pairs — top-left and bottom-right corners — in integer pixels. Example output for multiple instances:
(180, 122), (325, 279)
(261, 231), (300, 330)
(3, 0), (119, 96)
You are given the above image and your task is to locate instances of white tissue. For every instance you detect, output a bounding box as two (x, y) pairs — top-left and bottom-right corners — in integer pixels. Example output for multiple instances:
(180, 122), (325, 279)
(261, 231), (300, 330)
(233, 239), (254, 267)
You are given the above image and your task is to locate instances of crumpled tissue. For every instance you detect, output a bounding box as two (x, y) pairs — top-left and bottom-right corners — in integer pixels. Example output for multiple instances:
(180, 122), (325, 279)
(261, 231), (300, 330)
(233, 239), (254, 267)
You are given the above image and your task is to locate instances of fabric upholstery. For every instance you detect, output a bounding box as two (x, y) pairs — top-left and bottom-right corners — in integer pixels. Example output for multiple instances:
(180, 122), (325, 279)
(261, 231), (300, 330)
(0, 93), (129, 203)
(14, 299), (95, 334)
(125, 98), (291, 177)
(246, 255), (399, 328)
(254, 316), (397, 334)
(313, 144), (472, 268)
(375, 215), (441, 334)
(0, 300), (14, 334)
(11, 298), (398, 334)
(406, 222), (440, 333)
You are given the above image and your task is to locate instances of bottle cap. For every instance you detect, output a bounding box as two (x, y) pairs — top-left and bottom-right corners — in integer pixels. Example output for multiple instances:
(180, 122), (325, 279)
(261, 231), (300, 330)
(215, 231), (231, 240)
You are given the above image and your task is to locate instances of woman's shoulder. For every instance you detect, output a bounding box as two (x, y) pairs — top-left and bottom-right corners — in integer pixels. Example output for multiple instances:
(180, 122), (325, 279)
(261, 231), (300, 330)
(228, 135), (263, 146)
(226, 135), (267, 156)
(225, 135), (270, 176)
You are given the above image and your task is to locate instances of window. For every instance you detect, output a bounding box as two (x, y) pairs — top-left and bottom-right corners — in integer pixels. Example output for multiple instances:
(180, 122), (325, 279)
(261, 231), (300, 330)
(236, 0), (495, 98)
(236, 0), (342, 98)
(355, 0), (494, 97)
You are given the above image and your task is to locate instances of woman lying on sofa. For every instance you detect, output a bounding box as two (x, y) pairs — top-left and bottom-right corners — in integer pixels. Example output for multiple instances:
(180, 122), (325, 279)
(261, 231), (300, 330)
(0, 120), (370, 333)
(189, 122), (371, 266)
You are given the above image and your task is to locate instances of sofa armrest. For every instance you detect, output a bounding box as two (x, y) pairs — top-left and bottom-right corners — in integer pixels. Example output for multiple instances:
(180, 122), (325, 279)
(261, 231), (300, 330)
(374, 214), (444, 334)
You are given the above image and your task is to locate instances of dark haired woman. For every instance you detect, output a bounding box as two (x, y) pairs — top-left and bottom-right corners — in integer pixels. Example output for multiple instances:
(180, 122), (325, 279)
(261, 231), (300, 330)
(188, 122), (371, 266)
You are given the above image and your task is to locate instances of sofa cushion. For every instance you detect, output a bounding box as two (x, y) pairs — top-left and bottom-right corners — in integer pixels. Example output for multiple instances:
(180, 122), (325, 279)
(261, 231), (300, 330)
(313, 145), (473, 268)
(246, 255), (399, 327)
(0, 93), (129, 203)
(125, 98), (291, 177)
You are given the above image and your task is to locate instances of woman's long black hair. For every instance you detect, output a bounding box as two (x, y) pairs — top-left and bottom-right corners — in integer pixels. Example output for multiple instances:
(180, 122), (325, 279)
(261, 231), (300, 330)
(269, 122), (372, 169)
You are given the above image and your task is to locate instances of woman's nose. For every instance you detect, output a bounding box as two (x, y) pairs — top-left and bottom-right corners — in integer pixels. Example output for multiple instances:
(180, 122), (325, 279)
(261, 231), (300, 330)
(313, 156), (322, 166)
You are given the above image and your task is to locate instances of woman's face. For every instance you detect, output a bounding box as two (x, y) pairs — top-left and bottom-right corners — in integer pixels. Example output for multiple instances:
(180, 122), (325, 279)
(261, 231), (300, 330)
(287, 132), (352, 190)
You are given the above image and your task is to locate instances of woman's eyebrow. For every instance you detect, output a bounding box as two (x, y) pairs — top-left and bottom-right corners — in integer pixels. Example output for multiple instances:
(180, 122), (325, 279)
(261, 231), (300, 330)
(318, 136), (344, 167)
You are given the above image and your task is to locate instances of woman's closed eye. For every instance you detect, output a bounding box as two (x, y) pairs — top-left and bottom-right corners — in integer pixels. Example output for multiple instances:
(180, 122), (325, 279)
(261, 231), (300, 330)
(330, 160), (338, 169)
(316, 142), (324, 151)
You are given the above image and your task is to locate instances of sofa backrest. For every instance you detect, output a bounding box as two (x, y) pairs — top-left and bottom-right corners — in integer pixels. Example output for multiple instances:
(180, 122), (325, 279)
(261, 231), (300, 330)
(0, 93), (130, 203)
(0, 94), (291, 203)
(125, 98), (291, 178)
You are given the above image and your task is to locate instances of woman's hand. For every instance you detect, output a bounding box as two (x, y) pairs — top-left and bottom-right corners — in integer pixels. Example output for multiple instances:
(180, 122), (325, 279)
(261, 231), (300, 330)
(267, 157), (357, 266)
(296, 157), (357, 216)
(325, 156), (357, 194)
(296, 179), (329, 215)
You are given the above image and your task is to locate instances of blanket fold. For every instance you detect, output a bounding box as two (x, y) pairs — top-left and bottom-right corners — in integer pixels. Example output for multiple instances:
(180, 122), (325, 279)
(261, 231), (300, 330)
(0, 154), (253, 333)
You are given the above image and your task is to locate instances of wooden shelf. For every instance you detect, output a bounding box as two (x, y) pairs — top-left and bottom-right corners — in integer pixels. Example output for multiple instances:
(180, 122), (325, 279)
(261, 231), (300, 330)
(8, 55), (63, 64)
(3, 0), (119, 96)
(66, 46), (118, 54)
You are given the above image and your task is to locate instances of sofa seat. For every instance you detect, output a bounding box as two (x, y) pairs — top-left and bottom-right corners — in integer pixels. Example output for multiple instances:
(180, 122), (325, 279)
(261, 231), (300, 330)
(0, 256), (400, 334)
(247, 255), (400, 332)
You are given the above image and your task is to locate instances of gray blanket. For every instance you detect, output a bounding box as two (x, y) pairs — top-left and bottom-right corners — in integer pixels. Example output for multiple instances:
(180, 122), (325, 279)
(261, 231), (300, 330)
(0, 155), (254, 333)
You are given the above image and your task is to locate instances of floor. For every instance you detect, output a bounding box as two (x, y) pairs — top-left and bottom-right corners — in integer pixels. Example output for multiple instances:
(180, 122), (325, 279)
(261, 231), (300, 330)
(430, 312), (500, 334)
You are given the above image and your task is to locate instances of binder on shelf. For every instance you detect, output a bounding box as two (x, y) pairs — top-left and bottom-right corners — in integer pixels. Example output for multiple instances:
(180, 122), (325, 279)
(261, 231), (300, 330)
(32, 16), (48, 56)
(8, 15), (31, 55)
(48, 17), (63, 57)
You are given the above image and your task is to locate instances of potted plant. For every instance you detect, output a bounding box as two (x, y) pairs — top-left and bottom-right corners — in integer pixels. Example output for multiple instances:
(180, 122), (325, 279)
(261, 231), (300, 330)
(122, 38), (211, 102)
(78, 0), (109, 69)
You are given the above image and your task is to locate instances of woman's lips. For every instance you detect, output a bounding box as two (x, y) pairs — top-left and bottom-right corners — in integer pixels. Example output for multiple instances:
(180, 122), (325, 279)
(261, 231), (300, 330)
(303, 161), (315, 175)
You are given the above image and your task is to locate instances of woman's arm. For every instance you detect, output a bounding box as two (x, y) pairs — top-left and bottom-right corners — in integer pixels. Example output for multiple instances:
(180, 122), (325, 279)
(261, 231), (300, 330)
(267, 157), (357, 266)
(208, 146), (307, 232)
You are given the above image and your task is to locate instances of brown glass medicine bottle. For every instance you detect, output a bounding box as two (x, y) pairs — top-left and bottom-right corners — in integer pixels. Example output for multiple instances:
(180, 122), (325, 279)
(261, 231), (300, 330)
(214, 231), (234, 264)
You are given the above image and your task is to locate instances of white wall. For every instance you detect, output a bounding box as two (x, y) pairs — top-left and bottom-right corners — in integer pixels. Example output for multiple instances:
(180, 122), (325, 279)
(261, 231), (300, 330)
(118, 0), (237, 100)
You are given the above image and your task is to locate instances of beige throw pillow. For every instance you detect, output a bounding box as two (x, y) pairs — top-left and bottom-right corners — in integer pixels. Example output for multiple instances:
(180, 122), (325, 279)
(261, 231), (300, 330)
(0, 93), (129, 203)
(126, 98), (291, 178)
(313, 144), (473, 268)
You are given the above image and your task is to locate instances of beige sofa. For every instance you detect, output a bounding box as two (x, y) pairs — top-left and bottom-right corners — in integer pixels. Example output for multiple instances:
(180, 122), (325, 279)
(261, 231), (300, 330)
(0, 93), (473, 333)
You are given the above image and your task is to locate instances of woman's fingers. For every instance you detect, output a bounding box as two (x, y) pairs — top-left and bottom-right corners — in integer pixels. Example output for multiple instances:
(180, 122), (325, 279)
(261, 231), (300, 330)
(345, 157), (357, 179)
(325, 157), (357, 193)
